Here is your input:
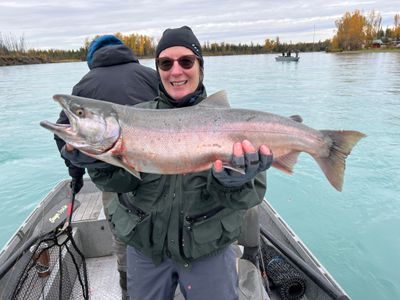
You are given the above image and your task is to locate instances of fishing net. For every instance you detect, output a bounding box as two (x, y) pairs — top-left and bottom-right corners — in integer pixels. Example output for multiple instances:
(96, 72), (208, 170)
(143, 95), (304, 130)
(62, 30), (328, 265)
(0, 226), (89, 300)
(261, 242), (306, 300)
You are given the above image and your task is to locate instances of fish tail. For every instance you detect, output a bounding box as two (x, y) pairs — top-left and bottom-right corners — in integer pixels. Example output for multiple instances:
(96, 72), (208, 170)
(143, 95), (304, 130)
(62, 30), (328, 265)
(315, 130), (366, 191)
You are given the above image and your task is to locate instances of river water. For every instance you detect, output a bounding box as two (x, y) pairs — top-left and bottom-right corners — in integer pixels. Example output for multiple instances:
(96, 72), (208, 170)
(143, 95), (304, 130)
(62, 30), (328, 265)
(0, 52), (399, 299)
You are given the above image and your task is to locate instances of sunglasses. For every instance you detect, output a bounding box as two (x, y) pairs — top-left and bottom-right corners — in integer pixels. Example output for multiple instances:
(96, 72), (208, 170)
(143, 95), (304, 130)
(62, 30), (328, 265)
(156, 55), (198, 71)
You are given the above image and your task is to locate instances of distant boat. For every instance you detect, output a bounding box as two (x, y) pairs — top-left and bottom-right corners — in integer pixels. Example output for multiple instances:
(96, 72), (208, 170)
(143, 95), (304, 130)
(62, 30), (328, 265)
(275, 52), (300, 62)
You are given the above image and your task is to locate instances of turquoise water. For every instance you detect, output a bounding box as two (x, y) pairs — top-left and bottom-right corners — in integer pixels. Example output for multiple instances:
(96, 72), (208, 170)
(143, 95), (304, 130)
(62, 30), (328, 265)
(0, 52), (399, 299)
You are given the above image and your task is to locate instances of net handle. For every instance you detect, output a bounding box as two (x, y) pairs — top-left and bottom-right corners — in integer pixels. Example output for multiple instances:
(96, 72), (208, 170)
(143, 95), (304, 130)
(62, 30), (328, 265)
(61, 180), (77, 232)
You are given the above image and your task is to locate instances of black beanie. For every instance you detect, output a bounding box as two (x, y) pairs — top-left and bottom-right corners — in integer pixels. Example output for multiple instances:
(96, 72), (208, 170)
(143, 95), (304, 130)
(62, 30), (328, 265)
(156, 26), (203, 67)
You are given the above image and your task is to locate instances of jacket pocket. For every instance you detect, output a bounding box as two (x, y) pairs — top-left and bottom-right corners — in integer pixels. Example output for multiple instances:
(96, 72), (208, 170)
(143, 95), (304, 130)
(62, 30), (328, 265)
(107, 198), (151, 248)
(182, 208), (243, 260)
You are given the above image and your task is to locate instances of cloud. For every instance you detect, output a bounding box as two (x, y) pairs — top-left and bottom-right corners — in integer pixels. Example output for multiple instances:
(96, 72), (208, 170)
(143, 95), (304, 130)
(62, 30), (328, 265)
(327, 1), (376, 8)
(0, 0), (398, 49)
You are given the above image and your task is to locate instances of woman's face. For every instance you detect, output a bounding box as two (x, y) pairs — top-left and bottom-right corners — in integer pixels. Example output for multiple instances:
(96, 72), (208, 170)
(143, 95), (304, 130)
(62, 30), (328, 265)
(157, 46), (201, 101)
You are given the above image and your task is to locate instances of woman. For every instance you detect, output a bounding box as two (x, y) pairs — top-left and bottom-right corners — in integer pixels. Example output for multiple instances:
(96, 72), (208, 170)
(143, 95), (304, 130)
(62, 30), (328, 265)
(88, 26), (272, 300)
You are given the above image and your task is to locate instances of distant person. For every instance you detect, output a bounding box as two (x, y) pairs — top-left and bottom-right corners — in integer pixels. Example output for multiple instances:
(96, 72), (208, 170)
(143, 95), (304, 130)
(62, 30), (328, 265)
(79, 26), (272, 300)
(55, 34), (158, 300)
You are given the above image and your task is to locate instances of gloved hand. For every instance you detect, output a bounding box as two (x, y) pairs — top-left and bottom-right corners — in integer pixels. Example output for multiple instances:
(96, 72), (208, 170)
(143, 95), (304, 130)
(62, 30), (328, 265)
(212, 140), (273, 188)
(70, 177), (84, 194)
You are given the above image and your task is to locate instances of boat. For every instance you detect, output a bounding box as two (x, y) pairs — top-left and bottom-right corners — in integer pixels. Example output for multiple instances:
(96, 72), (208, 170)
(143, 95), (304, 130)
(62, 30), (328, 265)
(275, 53), (300, 62)
(0, 179), (350, 300)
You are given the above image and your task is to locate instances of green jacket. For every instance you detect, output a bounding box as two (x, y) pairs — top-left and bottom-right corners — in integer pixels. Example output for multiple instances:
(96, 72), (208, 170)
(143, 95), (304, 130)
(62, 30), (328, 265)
(88, 89), (266, 266)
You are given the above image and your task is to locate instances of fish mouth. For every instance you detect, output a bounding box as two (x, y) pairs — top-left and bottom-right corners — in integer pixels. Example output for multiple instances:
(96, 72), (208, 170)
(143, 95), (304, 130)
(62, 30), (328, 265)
(39, 120), (71, 135)
(39, 120), (86, 144)
(39, 95), (88, 146)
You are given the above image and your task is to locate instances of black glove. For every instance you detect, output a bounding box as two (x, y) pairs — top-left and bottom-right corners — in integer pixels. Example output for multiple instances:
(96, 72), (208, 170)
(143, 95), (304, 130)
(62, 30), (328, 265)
(70, 177), (84, 194)
(212, 149), (273, 188)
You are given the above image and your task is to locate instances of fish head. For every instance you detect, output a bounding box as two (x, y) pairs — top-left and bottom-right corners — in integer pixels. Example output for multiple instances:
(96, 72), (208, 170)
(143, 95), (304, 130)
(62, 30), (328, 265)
(40, 94), (120, 155)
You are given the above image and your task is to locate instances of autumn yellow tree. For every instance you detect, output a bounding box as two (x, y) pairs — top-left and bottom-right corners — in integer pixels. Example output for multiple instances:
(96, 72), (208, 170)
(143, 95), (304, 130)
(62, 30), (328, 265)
(332, 10), (368, 50)
(263, 39), (276, 52)
(108, 32), (155, 57)
(393, 14), (400, 40)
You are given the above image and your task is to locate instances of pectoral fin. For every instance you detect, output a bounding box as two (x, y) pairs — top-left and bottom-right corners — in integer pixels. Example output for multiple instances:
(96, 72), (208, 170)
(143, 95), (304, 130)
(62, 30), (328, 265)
(125, 168), (141, 179)
(110, 154), (142, 179)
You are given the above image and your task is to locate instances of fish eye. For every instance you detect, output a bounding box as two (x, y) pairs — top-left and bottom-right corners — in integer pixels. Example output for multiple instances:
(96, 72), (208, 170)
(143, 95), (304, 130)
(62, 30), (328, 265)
(75, 108), (85, 117)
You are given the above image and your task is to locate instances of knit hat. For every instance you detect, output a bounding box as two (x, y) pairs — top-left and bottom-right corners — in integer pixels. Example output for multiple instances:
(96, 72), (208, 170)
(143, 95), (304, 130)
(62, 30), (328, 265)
(156, 26), (203, 67)
(86, 35), (123, 68)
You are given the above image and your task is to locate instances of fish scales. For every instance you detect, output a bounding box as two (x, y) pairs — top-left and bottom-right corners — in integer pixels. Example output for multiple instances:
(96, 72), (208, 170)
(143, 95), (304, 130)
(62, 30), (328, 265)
(115, 105), (327, 171)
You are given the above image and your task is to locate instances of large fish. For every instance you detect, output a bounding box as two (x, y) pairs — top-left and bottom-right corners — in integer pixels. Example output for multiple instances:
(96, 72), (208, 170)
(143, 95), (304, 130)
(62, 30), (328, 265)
(40, 91), (365, 191)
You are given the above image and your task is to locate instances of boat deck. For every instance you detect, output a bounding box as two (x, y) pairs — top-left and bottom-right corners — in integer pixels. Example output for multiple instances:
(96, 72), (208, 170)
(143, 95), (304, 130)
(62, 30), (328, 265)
(73, 255), (121, 299)
(70, 186), (118, 299)
(71, 188), (104, 222)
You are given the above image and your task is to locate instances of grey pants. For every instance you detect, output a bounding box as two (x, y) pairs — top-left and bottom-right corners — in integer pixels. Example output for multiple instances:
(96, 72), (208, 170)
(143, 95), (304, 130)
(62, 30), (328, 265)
(127, 245), (238, 300)
(102, 192), (129, 298)
(238, 205), (260, 248)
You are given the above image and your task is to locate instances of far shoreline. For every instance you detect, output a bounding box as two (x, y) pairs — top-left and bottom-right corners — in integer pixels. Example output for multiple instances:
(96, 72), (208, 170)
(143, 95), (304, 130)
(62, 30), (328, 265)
(1, 48), (398, 67)
(0, 56), (82, 67)
(328, 48), (400, 54)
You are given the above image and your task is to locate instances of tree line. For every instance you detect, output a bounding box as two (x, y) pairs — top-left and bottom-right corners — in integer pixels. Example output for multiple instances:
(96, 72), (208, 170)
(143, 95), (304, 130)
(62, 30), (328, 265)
(83, 33), (331, 57)
(1, 10), (399, 65)
(0, 32), (87, 65)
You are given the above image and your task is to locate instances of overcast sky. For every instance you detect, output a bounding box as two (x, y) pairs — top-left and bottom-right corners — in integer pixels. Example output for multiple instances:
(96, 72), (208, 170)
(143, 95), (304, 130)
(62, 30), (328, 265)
(1, 0), (398, 50)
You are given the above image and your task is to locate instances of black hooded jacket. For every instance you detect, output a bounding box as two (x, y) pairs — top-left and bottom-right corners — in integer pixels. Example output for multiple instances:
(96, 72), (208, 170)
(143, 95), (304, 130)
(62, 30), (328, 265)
(55, 44), (158, 179)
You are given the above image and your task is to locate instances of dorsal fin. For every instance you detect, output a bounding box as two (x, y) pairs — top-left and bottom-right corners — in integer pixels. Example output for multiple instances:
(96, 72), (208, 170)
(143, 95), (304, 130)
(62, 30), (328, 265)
(198, 90), (231, 108)
(289, 115), (303, 123)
